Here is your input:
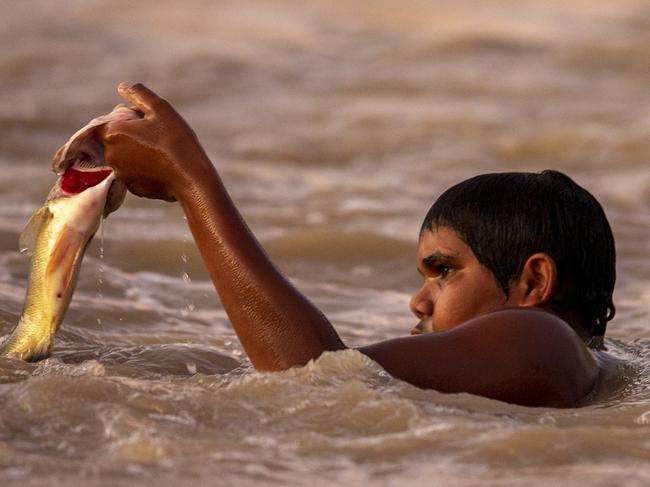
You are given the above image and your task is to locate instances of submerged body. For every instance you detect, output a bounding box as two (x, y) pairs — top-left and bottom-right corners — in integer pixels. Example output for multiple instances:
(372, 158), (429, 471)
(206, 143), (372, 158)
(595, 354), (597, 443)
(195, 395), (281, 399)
(97, 83), (614, 407)
(0, 106), (139, 361)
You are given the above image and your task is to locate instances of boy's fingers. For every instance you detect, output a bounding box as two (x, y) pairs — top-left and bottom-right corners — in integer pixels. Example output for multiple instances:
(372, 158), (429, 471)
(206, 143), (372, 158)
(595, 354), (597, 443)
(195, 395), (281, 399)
(98, 119), (130, 139)
(118, 82), (168, 117)
(98, 103), (149, 141)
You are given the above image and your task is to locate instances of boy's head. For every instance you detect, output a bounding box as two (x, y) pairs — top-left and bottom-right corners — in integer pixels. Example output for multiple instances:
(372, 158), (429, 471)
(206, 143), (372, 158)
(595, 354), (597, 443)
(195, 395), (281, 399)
(417, 170), (616, 345)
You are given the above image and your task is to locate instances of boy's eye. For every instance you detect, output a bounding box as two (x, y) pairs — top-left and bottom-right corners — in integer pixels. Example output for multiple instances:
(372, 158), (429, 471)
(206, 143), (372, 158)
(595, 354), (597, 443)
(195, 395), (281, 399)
(434, 265), (451, 279)
(418, 254), (458, 281)
(423, 265), (452, 281)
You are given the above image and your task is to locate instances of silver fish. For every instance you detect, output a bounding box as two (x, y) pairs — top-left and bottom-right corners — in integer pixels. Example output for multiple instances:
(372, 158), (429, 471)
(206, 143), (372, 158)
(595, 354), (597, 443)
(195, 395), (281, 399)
(0, 105), (141, 361)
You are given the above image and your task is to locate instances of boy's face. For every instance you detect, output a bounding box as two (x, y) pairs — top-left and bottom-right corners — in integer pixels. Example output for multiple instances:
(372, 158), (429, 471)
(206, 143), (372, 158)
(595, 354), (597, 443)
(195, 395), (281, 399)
(410, 226), (522, 334)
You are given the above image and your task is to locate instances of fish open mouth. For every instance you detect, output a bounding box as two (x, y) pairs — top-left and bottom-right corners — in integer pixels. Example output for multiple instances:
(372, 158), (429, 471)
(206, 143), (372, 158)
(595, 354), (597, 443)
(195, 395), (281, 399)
(60, 164), (126, 216)
(51, 105), (141, 209)
(57, 134), (127, 215)
(61, 167), (114, 195)
(59, 136), (111, 195)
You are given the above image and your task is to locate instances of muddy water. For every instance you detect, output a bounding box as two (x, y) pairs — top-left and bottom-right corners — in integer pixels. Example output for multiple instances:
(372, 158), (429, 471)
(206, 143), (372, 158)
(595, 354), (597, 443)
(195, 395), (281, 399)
(0, 1), (649, 485)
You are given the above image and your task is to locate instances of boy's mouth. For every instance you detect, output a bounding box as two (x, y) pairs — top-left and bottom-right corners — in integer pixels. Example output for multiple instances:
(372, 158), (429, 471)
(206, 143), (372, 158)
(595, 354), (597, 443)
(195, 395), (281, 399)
(410, 321), (432, 335)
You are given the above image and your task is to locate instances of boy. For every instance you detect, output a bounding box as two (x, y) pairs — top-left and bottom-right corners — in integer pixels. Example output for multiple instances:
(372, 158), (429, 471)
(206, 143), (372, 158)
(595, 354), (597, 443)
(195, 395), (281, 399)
(100, 83), (616, 408)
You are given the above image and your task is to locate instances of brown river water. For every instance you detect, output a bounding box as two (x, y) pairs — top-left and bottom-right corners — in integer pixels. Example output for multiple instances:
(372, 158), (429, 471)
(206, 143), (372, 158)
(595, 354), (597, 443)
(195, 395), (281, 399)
(1, 1), (649, 485)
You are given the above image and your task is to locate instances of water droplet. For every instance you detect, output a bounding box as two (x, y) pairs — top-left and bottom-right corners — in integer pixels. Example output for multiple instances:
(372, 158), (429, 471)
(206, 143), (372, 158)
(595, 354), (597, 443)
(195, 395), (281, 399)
(179, 216), (195, 318)
(186, 362), (197, 375)
(180, 303), (195, 317)
(99, 215), (105, 260)
(97, 217), (105, 299)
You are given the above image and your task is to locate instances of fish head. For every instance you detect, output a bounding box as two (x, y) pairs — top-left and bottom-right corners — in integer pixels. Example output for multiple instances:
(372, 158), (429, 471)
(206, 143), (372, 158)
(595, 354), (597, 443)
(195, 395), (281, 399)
(48, 104), (141, 215)
(51, 104), (141, 175)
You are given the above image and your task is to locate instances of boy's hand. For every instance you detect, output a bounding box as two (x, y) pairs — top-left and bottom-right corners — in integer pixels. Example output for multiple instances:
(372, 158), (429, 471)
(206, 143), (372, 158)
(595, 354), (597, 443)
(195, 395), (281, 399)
(100, 82), (214, 202)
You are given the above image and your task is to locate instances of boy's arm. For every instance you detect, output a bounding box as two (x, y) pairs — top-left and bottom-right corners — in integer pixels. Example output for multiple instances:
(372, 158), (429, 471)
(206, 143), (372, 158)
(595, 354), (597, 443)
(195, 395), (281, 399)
(178, 165), (347, 370)
(359, 308), (598, 407)
(101, 83), (345, 370)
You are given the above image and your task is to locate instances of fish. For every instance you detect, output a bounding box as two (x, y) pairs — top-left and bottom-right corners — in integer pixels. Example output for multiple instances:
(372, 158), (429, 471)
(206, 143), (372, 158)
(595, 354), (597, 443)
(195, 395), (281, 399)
(0, 105), (142, 361)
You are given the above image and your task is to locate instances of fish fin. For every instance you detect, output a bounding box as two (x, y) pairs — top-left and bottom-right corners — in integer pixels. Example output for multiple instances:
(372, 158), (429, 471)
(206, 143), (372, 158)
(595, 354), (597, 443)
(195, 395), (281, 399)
(19, 207), (51, 255)
(45, 224), (85, 295)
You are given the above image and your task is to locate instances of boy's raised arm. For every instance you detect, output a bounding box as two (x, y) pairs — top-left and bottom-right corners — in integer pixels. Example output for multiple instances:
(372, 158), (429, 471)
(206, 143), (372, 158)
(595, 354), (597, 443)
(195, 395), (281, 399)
(101, 83), (345, 370)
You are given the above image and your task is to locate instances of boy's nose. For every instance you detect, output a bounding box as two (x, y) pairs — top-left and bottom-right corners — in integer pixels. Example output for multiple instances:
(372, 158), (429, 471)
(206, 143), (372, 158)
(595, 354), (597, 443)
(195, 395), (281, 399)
(409, 284), (433, 319)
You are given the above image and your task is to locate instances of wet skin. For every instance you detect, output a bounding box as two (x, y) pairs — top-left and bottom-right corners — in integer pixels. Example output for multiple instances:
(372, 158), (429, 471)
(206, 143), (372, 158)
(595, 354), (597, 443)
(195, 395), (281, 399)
(410, 226), (523, 335)
(101, 83), (599, 408)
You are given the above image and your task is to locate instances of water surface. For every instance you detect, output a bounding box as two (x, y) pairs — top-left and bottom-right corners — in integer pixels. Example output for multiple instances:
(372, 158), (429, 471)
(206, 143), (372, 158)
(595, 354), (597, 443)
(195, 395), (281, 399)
(1, 1), (649, 485)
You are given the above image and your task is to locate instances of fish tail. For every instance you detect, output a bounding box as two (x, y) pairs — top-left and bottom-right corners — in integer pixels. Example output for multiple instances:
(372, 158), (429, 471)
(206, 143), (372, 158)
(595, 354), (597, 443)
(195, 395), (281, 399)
(0, 318), (54, 361)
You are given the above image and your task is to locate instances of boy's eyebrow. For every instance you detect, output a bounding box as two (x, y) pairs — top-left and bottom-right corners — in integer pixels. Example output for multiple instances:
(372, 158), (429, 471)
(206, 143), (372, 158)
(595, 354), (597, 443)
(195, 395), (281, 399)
(418, 252), (459, 275)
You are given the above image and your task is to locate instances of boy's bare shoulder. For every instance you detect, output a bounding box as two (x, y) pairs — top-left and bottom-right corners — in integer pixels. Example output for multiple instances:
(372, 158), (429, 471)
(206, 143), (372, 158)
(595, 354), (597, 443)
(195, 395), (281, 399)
(360, 308), (598, 407)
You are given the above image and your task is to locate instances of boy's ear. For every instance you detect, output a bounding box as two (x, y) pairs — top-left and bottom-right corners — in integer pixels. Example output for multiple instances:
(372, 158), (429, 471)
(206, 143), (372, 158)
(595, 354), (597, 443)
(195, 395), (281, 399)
(512, 253), (558, 307)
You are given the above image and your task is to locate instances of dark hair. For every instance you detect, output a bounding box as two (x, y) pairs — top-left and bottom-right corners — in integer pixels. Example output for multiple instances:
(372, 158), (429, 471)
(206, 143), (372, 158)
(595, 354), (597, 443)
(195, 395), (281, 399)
(420, 170), (616, 341)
